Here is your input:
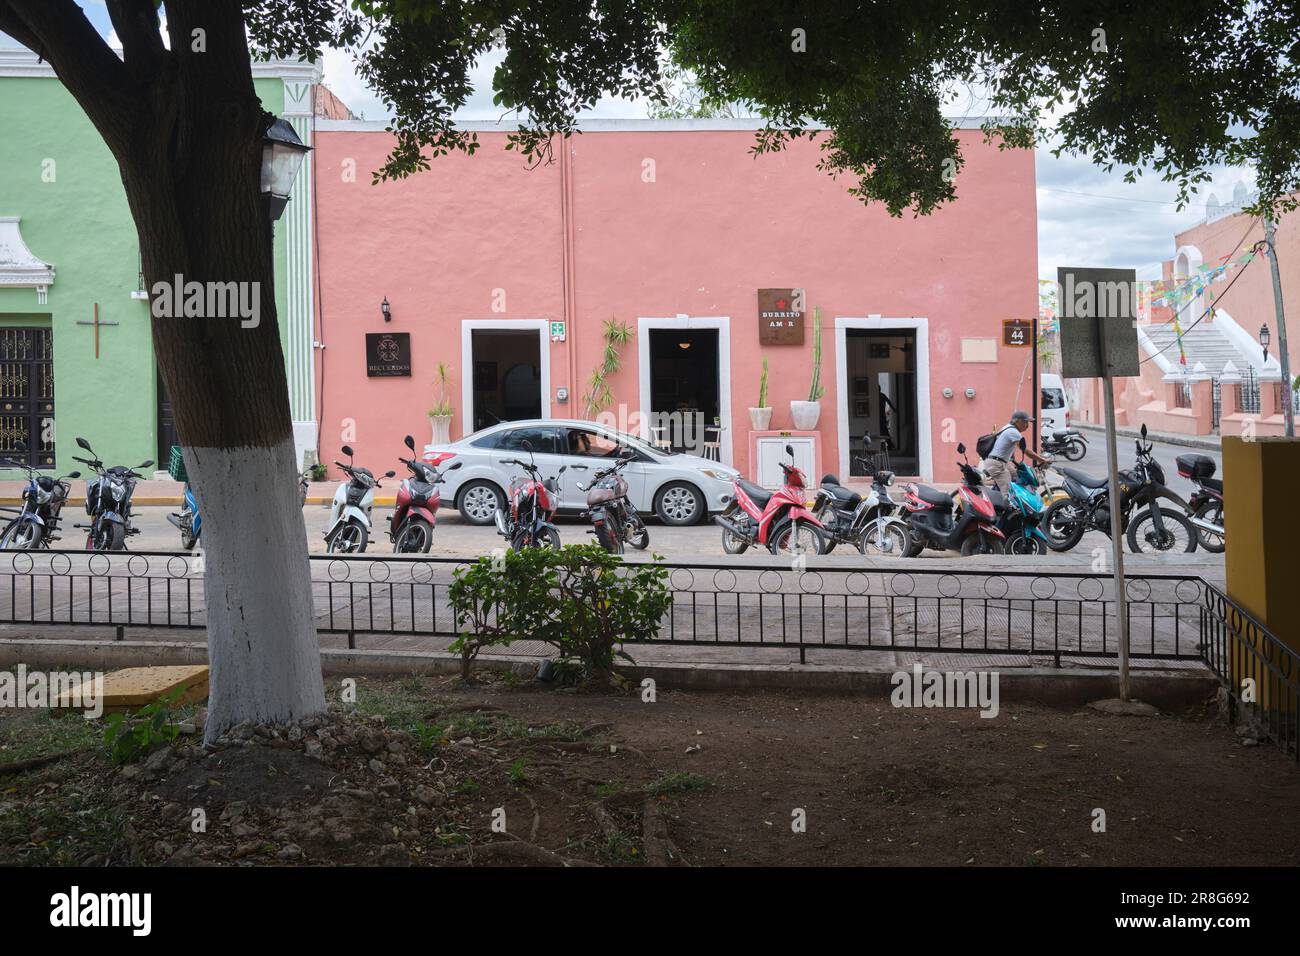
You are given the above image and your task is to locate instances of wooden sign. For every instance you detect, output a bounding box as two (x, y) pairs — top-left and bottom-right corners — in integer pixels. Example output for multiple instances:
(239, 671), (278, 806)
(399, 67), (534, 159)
(1002, 319), (1032, 348)
(365, 332), (411, 377)
(758, 288), (805, 345)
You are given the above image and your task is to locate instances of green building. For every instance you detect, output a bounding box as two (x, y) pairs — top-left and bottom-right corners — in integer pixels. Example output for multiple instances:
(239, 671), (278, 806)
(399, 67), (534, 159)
(0, 48), (320, 478)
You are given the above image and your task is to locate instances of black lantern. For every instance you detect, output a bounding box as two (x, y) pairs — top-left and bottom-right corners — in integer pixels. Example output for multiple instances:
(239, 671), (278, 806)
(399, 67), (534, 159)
(1260, 322), (1271, 361)
(261, 117), (310, 222)
(381, 297), (392, 322)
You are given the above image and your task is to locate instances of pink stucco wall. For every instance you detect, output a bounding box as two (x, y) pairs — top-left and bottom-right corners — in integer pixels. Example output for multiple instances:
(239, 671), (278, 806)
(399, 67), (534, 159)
(312, 122), (1038, 482)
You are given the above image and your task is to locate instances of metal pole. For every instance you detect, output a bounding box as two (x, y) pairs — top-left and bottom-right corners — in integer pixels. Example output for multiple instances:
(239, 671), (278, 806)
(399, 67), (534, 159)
(1264, 216), (1295, 437)
(1032, 316), (1040, 454)
(1094, 315), (1129, 700)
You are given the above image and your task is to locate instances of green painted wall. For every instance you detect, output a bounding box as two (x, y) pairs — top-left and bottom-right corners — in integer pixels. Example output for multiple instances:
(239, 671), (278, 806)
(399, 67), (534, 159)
(0, 73), (288, 478)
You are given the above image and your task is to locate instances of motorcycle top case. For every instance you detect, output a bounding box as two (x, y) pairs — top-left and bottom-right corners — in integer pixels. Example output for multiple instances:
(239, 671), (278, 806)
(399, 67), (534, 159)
(1175, 453), (1216, 480)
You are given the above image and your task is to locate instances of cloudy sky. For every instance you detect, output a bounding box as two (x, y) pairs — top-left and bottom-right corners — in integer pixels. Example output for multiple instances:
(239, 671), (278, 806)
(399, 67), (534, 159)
(8, 3), (1257, 281)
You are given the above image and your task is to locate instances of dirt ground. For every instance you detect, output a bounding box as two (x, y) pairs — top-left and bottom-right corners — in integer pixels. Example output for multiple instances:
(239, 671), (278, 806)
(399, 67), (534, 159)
(2, 673), (1298, 866)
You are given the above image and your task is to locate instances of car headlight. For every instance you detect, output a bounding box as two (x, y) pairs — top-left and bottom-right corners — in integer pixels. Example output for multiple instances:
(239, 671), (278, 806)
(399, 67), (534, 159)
(700, 469), (735, 482)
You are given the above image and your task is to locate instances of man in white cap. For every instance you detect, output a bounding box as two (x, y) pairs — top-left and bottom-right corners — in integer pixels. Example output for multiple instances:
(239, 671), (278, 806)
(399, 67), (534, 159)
(984, 410), (1050, 493)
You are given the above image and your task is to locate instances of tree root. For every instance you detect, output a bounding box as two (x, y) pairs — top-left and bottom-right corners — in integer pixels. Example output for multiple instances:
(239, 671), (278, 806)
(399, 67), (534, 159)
(641, 797), (672, 867)
(432, 837), (597, 867)
(0, 748), (89, 777)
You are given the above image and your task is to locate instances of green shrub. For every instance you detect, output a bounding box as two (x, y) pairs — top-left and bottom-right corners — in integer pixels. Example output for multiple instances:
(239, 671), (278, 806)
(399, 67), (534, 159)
(447, 544), (671, 683)
(102, 688), (184, 764)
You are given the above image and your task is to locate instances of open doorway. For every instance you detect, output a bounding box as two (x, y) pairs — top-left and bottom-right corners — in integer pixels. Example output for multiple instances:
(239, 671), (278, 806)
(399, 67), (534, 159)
(648, 328), (719, 454)
(845, 329), (919, 475)
(470, 329), (541, 432)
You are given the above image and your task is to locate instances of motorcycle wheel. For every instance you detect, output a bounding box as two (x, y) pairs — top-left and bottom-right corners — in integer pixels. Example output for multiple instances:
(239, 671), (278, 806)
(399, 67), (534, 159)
(181, 530), (199, 551)
(1192, 500), (1225, 553)
(768, 520), (827, 556)
(0, 521), (43, 550)
(960, 531), (1004, 556)
(1063, 439), (1087, 462)
(394, 517), (432, 554)
(1126, 506), (1197, 555)
(626, 519), (650, 550)
(94, 523), (126, 552)
(902, 521), (926, 558)
(720, 506), (750, 555)
(1005, 527), (1047, 556)
(1042, 499), (1085, 552)
(858, 522), (909, 557)
(328, 520), (368, 554)
(593, 519), (624, 554)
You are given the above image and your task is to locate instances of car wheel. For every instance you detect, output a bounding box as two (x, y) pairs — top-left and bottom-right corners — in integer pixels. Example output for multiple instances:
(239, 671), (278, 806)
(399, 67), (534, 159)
(458, 480), (504, 526)
(654, 482), (705, 526)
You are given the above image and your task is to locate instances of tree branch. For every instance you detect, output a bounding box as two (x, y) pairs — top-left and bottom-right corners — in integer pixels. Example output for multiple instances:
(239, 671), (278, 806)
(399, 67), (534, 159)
(106, 0), (168, 82)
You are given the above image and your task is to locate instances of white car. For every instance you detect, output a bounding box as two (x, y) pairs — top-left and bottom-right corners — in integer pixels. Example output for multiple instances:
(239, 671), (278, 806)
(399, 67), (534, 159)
(423, 419), (739, 526)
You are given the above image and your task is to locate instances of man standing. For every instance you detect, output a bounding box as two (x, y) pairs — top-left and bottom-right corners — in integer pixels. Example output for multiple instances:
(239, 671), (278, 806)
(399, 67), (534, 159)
(983, 410), (1050, 493)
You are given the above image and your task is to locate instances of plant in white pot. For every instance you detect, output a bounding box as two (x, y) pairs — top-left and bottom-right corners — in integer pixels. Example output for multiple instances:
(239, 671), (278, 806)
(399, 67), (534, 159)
(749, 357), (773, 430)
(790, 306), (824, 430)
(427, 363), (454, 445)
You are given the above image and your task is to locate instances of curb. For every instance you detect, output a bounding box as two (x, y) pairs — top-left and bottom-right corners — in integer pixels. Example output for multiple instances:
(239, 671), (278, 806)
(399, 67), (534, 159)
(1072, 421), (1221, 452)
(0, 638), (1219, 711)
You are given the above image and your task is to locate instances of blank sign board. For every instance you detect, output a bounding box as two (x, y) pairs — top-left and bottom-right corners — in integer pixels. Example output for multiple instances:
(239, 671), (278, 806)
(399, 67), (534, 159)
(1056, 266), (1141, 379)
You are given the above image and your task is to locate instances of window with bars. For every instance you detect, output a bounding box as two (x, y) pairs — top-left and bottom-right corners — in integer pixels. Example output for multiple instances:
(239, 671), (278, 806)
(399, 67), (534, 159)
(0, 328), (55, 467)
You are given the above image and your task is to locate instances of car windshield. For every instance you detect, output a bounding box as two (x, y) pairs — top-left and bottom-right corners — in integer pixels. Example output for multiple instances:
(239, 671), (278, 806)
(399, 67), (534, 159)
(604, 428), (662, 457)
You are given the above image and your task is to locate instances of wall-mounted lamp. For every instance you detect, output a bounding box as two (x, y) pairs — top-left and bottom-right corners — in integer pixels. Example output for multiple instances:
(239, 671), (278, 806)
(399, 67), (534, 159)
(678, 341), (692, 350)
(381, 297), (392, 323)
(1260, 322), (1271, 361)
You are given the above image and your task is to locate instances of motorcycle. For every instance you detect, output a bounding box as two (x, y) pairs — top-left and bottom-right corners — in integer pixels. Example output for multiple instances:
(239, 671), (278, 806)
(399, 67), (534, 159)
(71, 437), (152, 551)
(325, 445), (395, 554)
(900, 442), (1005, 556)
(1177, 453), (1224, 553)
(576, 449), (650, 555)
(988, 457), (1050, 555)
(0, 442), (80, 549)
(389, 434), (461, 553)
(1042, 423), (1197, 554)
(1040, 424), (1088, 462)
(715, 443), (827, 556)
(494, 440), (566, 550)
(810, 436), (910, 556)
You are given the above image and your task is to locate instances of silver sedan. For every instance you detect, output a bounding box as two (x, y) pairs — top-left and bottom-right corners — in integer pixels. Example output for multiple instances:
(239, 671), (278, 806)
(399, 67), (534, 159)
(423, 419), (739, 526)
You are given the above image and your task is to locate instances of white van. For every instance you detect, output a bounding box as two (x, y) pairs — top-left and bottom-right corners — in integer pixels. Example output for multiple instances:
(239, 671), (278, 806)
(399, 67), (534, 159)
(1039, 373), (1069, 434)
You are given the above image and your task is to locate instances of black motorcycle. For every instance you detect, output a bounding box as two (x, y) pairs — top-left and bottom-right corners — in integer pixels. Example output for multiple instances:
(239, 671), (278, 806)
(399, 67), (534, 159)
(1040, 425), (1088, 461)
(811, 436), (911, 556)
(1042, 424), (1197, 554)
(576, 450), (649, 555)
(1177, 453), (1224, 553)
(0, 441), (80, 549)
(72, 436), (153, 551)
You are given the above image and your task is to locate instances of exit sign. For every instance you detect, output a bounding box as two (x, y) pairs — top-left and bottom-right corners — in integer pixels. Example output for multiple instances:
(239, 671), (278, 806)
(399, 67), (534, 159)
(550, 321), (566, 341)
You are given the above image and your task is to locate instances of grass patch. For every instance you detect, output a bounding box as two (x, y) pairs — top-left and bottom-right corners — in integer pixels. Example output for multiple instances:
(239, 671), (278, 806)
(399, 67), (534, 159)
(645, 771), (712, 798)
(0, 709), (100, 765)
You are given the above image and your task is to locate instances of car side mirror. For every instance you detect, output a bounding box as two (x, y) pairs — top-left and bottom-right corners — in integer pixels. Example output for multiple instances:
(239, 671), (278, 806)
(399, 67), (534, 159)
(404, 435), (415, 451)
(341, 445), (354, 457)
(620, 448), (634, 460)
(384, 470), (396, 478)
(76, 437), (91, 451)
(957, 442), (966, 455)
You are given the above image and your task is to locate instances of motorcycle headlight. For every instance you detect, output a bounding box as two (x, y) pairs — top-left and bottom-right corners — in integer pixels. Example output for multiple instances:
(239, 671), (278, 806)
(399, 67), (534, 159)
(109, 481), (127, 501)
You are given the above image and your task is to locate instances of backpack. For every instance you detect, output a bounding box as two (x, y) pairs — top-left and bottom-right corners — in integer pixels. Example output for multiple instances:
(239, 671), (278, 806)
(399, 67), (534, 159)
(976, 424), (1019, 460)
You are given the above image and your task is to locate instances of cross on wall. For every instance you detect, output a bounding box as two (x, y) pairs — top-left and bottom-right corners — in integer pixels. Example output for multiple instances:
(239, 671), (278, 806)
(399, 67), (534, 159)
(74, 303), (120, 358)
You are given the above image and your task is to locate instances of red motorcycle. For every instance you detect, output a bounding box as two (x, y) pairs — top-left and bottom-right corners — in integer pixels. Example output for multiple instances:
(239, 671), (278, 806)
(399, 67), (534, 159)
(494, 439), (567, 549)
(899, 441), (1004, 556)
(715, 443), (827, 555)
(389, 434), (462, 553)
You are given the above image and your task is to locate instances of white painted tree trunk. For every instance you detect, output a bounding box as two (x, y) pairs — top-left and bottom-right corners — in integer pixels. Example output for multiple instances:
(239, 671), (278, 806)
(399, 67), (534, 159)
(187, 439), (325, 743)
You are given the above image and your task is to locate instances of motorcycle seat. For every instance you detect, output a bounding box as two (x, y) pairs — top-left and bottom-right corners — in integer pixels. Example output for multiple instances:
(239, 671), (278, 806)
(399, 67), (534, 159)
(1199, 477), (1223, 494)
(820, 481), (861, 506)
(1052, 430), (1071, 441)
(913, 484), (955, 507)
(1060, 467), (1108, 489)
(737, 478), (774, 508)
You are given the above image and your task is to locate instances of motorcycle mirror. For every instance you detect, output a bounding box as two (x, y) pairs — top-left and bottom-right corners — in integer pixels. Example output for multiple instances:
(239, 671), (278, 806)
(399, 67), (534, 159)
(558, 466), (567, 474)
(447, 461), (463, 471)
(403, 435), (415, 451)
(140, 460), (154, 469)
(68, 471), (81, 479)
(13, 440), (25, 452)
(522, 439), (533, 452)
(76, 437), (91, 451)
(784, 443), (794, 457)
(620, 448), (634, 460)
(341, 445), (354, 458)
(957, 442), (966, 455)
(1140, 423), (1148, 439)
(384, 470), (396, 478)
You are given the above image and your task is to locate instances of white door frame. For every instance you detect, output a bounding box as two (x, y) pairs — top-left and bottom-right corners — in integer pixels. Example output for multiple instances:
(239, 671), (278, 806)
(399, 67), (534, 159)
(834, 316), (932, 481)
(637, 315), (732, 466)
(460, 319), (552, 436)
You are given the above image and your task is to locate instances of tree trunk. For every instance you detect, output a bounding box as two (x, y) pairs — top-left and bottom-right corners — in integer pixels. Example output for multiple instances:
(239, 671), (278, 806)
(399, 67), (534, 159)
(0, 0), (328, 742)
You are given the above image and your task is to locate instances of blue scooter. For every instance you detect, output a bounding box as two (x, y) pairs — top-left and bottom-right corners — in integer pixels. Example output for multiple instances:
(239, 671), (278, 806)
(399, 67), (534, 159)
(989, 457), (1049, 555)
(167, 482), (201, 550)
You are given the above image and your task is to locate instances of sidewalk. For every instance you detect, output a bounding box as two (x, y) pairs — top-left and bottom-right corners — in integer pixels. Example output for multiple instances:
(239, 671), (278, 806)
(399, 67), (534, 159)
(0, 479), (355, 507)
(1072, 420), (1221, 452)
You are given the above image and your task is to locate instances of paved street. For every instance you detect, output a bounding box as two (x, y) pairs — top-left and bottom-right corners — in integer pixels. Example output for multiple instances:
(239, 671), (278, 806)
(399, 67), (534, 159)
(1062, 430), (1221, 501)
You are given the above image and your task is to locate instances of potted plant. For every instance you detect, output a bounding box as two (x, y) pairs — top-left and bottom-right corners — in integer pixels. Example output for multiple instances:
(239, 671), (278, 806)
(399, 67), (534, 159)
(790, 306), (824, 430)
(427, 363), (454, 445)
(749, 357), (773, 430)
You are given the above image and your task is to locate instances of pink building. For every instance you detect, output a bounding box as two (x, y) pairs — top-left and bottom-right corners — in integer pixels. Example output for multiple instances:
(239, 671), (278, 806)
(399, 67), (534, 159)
(312, 118), (1038, 486)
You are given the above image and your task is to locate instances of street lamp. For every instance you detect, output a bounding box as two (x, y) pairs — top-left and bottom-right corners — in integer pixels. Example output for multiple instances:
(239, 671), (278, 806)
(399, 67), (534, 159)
(381, 297), (392, 322)
(1260, 322), (1271, 362)
(261, 117), (310, 222)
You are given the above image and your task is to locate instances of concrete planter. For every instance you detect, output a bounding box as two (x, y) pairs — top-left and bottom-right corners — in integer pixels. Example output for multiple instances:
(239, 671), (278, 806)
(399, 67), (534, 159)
(429, 414), (453, 445)
(748, 407), (773, 430)
(789, 400), (821, 430)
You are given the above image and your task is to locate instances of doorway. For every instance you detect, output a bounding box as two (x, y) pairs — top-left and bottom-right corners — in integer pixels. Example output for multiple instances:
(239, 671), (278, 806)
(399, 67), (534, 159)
(844, 328), (920, 476)
(468, 329), (542, 432)
(157, 369), (179, 466)
(648, 328), (719, 454)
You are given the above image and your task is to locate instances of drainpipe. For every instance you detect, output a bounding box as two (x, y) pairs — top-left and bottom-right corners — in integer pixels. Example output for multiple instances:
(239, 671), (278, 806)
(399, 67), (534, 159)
(1263, 216), (1295, 437)
(560, 137), (579, 418)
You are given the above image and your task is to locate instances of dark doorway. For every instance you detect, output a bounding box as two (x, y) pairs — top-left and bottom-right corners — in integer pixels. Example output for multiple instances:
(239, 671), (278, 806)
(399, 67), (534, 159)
(648, 329), (719, 453)
(157, 369), (179, 466)
(471, 329), (541, 432)
(845, 329), (918, 475)
(0, 328), (55, 467)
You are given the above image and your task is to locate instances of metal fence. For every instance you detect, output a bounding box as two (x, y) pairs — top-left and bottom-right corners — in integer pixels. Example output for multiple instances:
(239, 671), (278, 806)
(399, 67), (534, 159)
(1239, 366), (1261, 415)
